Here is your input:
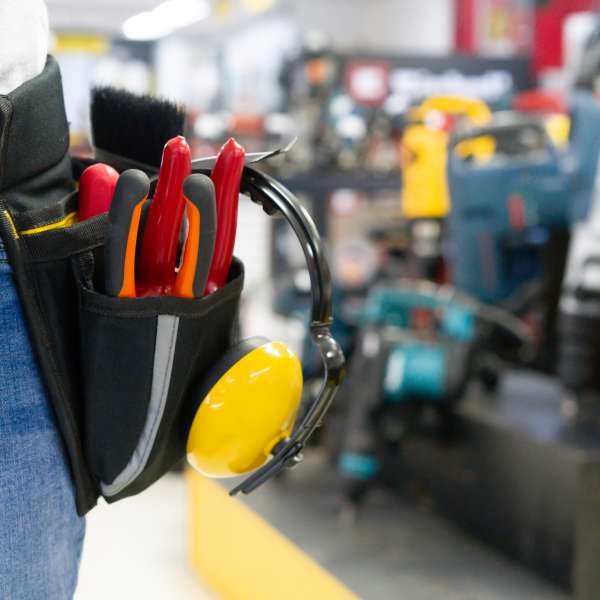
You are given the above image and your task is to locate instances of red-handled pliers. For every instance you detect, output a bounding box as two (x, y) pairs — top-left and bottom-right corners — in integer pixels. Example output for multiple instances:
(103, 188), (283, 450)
(104, 170), (216, 299)
(137, 136), (192, 297)
(205, 137), (246, 295)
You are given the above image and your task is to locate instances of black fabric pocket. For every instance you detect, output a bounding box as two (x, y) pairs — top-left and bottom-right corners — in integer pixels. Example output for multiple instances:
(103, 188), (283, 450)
(3, 205), (108, 514)
(76, 255), (244, 502)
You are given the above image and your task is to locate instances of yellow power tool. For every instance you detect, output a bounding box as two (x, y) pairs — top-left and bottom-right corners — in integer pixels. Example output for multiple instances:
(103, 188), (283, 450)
(400, 95), (493, 220)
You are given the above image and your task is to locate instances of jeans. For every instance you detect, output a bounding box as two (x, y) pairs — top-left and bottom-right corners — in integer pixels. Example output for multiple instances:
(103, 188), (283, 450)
(0, 241), (85, 599)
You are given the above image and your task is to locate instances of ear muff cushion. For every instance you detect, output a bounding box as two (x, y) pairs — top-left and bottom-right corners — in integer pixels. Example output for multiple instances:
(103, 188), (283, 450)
(186, 338), (303, 478)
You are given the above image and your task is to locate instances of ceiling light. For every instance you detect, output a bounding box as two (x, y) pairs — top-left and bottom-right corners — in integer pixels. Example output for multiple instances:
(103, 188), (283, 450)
(154, 0), (211, 29)
(122, 11), (173, 41)
(123, 0), (210, 41)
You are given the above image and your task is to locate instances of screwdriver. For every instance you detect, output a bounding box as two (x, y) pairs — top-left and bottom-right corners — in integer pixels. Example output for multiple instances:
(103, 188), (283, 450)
(78, 163), (119, 221)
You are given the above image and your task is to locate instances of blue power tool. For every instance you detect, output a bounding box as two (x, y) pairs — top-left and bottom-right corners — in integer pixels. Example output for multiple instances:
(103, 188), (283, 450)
(447, 93), (600, 304)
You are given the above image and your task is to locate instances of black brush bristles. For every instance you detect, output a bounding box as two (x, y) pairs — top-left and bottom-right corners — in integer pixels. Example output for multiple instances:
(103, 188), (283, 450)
(91, 86), (186, 170)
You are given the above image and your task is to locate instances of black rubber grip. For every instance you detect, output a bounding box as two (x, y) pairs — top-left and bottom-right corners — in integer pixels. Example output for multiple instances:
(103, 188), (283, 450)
(183, 174), (216, 298)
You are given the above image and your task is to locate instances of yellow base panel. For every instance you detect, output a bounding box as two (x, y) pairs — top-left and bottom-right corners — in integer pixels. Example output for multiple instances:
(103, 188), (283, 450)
(187, 469), (361, 600)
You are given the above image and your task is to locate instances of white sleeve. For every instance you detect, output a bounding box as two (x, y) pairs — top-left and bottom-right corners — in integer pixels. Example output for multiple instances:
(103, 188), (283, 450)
(0, 0), (49, 94)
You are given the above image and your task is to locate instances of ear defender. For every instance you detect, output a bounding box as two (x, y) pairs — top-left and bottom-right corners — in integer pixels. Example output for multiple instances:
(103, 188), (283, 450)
(186, 337), (303, 478)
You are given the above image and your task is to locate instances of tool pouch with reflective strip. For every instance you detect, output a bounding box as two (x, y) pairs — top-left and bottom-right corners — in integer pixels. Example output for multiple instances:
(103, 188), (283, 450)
(75, 252), (243, 502)
(0, 190), (243, 514)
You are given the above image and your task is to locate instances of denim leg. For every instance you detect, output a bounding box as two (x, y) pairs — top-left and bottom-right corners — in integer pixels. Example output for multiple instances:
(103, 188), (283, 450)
(0, 242), (85, 599)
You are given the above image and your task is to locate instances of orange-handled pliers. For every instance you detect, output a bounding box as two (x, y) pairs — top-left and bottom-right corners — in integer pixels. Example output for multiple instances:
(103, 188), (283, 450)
(173, 174), (216, 299)
(104, 169), (149, 298)
(104, 170), (216, 299)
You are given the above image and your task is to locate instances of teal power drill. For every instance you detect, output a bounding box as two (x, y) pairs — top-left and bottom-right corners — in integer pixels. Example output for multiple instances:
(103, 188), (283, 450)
(337, 281), (531, 497)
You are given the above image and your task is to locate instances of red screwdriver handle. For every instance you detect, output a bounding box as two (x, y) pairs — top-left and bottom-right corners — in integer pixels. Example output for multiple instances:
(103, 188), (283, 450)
(138, 135), (191, 297)
(78, 163), (119, 221)
(205, 137), (246, 295)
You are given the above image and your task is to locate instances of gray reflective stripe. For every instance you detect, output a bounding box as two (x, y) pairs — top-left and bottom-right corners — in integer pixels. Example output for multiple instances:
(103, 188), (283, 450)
(101, 315), (180, 497)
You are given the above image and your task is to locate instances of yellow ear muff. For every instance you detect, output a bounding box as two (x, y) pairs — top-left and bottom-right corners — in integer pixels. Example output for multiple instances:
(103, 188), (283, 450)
(186, 338), (303, 478)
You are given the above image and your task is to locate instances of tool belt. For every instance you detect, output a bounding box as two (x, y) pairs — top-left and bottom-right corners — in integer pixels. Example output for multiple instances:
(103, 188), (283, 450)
(0, 160), (342, 516)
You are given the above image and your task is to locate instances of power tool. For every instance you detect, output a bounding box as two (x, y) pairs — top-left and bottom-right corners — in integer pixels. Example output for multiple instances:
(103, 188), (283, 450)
(512, 90), (571, 148)
(400, 95), (493, 221)
(400, 96), (493, 280)
(336, 280), (531, 504)
(447, 92), (600, 305)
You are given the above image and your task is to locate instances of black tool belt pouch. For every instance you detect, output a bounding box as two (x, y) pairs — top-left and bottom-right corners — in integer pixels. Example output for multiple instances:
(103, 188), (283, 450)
(0, 189), (243, 515)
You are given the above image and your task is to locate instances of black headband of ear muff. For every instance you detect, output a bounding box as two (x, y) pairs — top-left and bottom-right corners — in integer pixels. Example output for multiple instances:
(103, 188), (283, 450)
(191, 163), (346, 495)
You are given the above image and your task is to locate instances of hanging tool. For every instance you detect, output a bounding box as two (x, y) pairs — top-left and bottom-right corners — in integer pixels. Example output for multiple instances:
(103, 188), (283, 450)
(104, 169), (150, 298)
(447, 93), (600, 305)
(205, 137), (246, 295)
(138, 136), (192, 297)
(399, 96), (492, 281)
(401, 95), (492, 221)
(174, 174), (217, 299)
(78, 163), (119, 221)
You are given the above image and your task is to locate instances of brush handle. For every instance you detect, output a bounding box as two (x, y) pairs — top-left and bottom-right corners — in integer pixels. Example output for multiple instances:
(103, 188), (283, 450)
(174, 175), (216, 299)
(104, 169), (150, 298)
(137, 136), (191, 296)
(205, 137), (245, 295)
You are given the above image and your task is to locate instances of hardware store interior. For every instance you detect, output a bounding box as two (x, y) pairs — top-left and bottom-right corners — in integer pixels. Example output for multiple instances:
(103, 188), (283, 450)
(7, 1), (600, 599)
